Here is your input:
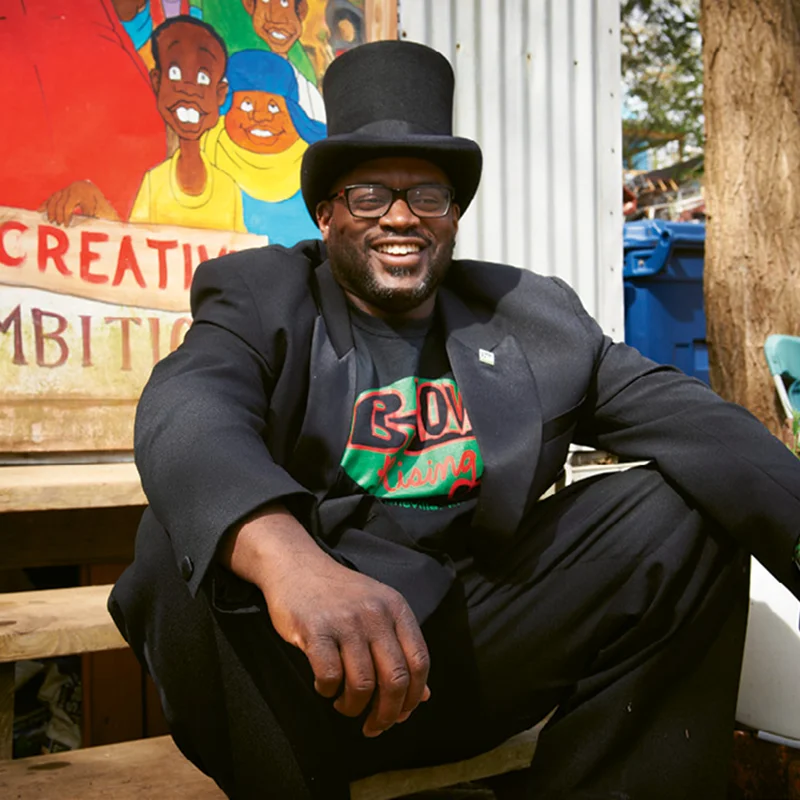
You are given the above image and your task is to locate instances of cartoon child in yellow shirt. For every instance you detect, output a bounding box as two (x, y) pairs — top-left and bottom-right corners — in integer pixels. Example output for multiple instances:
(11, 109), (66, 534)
(129, 16), (246, 232)
(43, 16), (245, 234)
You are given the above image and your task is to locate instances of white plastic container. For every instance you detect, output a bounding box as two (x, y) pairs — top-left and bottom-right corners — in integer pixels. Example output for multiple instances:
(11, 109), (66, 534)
(736, 558), (800, 743)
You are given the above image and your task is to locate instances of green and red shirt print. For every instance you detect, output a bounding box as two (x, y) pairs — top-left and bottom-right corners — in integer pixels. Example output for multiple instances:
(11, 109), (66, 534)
(340, 376), (484, 507)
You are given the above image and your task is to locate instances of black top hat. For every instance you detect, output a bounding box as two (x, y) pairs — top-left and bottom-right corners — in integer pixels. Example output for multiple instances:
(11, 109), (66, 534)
(300, 40), (483, 219)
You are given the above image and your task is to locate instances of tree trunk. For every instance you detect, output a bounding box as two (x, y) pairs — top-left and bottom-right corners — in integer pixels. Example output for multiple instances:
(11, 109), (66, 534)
(701, 0), (800, 434)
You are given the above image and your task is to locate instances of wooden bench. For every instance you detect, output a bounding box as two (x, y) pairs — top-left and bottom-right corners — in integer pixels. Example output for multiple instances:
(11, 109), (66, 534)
(0, 727), (543, 800)
(0, 583), (544, 798)
(0, 584), (127, 759)
(0, 462), (145, 514)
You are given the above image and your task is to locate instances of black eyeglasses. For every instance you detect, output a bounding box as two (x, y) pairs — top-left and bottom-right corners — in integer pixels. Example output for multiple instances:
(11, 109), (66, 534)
(328, 183), (455, 218)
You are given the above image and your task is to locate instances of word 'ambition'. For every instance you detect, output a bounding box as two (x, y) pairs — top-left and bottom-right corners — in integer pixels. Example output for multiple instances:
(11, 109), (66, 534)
(0, 305), (191, 370)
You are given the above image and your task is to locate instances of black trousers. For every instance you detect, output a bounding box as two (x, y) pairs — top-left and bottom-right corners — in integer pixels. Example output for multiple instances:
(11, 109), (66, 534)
(110, 465), (749, 800)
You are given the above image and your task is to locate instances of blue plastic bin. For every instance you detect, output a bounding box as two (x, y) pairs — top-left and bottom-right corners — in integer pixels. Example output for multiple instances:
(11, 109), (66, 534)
(623, 219), (709, 384)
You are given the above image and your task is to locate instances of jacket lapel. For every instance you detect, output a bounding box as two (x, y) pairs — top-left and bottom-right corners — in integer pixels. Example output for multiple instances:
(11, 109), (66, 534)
(287, 263), (357, 494)
(438, 287), (543, 537)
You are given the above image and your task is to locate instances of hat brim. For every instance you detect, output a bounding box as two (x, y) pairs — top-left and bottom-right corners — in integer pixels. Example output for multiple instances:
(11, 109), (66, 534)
(300, 134), (483, 221)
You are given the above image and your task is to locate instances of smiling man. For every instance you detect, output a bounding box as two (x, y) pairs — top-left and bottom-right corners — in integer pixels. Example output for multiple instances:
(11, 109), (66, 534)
(318, 159), (458, 318)
(111, 40), (800, 800)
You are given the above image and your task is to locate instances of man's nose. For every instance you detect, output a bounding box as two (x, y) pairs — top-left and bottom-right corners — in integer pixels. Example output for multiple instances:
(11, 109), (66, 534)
(379, 197), (420, 228)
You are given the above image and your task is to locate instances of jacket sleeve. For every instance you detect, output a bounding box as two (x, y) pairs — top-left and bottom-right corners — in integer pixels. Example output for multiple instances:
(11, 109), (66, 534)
(552, 278), (800, 597)
(134, 255), (313, 597)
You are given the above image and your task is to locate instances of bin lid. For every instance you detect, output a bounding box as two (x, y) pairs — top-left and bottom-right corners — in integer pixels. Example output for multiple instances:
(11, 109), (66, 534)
(623, 219), (705, 277)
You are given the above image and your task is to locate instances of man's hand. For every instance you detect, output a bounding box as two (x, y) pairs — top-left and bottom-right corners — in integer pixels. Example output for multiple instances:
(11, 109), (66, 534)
(218, 506), (431, 737)
(40, 180), (121, 225)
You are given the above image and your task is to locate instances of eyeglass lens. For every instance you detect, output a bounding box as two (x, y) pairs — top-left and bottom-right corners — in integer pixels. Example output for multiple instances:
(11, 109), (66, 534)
(346, 185), (452, 217)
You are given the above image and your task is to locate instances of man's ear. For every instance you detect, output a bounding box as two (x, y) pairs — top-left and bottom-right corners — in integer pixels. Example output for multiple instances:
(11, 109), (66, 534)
(451, 203), (461, 232)
(241, 0), (256, 16)
(316, 200), (333, 240)
(297, 0), (309, 22)
(217, 79), (228, 109)
(150, 69), (161, 96)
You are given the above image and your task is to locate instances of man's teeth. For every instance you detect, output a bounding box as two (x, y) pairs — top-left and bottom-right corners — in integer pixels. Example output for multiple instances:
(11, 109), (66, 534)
(176, 107), (200, 124)
(376, 244), (422, 255)
(250, 129), (274, 137)
(270, 30), (288, 40)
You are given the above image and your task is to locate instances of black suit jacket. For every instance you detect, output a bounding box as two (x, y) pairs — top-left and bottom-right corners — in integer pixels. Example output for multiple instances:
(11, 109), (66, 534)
(129, 239), (800, 623)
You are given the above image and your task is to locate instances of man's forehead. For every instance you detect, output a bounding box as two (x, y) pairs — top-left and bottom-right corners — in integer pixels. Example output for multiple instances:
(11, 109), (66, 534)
(333, 157), (451, 189)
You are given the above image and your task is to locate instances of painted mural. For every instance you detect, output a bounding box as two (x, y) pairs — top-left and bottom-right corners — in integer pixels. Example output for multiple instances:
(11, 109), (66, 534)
(0, 0), (372, 453)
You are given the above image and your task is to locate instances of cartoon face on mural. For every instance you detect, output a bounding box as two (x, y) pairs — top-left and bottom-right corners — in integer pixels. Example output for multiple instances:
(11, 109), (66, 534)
(0, 0), (373, 454)
(241, 0), (308, 56)
(201, 49), (327, 245)
(150, 17), (229, 141)
(225, 92), (301, 154)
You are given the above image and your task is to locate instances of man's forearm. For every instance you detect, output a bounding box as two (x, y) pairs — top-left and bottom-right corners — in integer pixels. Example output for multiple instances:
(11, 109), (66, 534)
(217, 503), (334, 592)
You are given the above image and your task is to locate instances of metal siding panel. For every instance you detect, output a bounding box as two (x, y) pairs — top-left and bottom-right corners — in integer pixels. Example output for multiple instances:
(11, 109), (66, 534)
(595, 0), (624, 338)
(548, 0), (577, 286)
(572, 0), (599, 308)
(526, 0), (554, 277)
(502, 0), (529, 270)
(477, 1), (505, 265)
(397, 0), (622, 334)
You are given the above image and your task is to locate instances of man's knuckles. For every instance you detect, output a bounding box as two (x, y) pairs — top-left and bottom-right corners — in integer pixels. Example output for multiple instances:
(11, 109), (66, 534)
(382, 665), (411, 692)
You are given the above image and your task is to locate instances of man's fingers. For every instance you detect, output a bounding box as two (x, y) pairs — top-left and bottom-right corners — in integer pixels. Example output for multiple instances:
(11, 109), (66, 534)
(304, 634), (344, 699)
(361, 597), (429, 736)
(394, 609), (430, 715)
(362, 633), (411, 737)
(334, 634), (376, 719)
(397, 687), (431, 724)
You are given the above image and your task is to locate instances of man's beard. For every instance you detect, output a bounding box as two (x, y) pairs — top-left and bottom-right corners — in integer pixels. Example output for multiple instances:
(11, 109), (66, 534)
(326, 224), (455, 315)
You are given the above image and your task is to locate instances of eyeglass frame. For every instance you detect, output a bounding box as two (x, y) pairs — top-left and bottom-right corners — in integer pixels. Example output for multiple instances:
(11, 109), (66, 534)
(326, 183), (456, 219)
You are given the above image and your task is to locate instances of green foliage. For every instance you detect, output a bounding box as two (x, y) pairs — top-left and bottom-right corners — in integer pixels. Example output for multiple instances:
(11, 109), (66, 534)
(791, 411), (800, 457)
(621, 0), (703, 164)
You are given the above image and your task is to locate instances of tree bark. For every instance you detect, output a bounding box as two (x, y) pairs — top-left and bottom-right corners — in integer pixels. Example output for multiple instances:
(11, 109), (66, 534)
(701, 0), (800, 434)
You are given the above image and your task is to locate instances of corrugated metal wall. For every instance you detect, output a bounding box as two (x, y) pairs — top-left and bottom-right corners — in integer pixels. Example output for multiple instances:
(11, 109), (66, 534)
(398, 0), (624, 337)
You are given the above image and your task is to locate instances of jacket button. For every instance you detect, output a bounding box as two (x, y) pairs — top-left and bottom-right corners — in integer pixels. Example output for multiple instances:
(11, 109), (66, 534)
(180, 556), (194, 581)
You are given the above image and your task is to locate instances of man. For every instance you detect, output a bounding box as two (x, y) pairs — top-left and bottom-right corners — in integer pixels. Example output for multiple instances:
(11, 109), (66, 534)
(110, 41), (800, 800)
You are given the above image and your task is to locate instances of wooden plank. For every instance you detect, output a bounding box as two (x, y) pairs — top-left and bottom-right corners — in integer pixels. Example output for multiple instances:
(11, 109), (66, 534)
(0, 585), (126, 663)
(0, 663), (12, 760)
(0, 463), (145, 513)
(0, 402), (137, 454)
(0, 507), (140, 570)
(350, 723), (544, 800)
(0, 735), (225, 799)
(0, 726), (542, 799)
(365, 0), (398, 42)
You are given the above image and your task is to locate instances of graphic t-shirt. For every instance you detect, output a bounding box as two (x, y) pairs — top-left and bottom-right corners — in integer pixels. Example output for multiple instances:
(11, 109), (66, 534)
(338, 306), (483, 546)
